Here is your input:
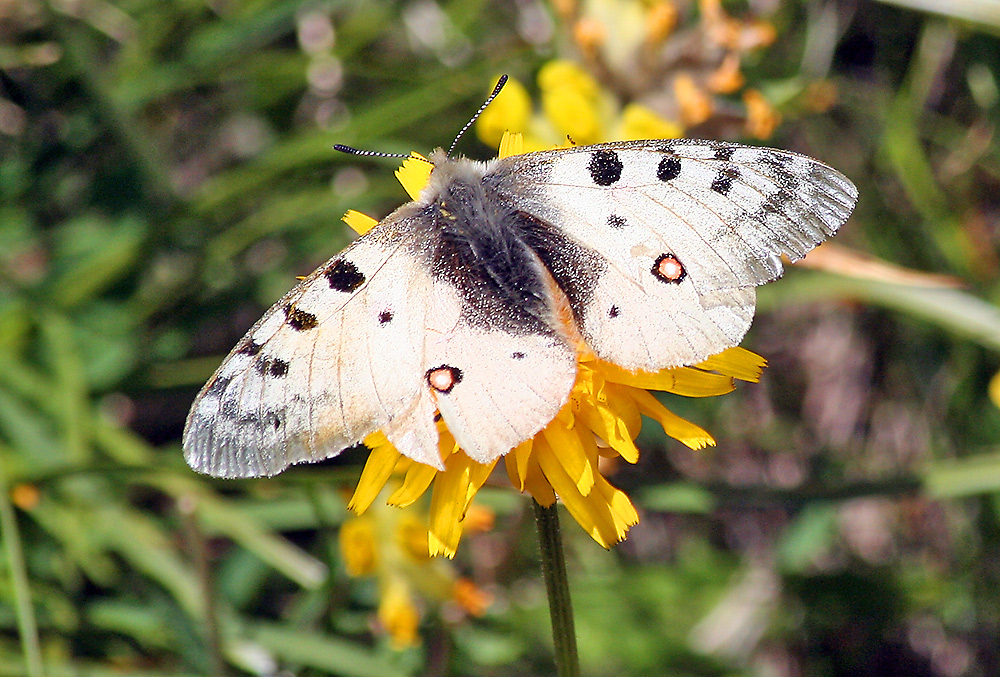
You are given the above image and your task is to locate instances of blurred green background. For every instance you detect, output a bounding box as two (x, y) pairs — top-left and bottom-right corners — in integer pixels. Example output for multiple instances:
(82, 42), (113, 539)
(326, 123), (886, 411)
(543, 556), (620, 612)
(4, 0), (1000, 674)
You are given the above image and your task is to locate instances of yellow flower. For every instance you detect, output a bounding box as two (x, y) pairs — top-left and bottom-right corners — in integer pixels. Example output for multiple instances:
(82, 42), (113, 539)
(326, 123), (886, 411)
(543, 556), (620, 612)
(743, 88), (782, 140)
(341, 131), (765, 557)
(379, 577), (421, 649)
(617, 102), (684, 141)
(535, 0), (791, 141)
(537, 60), (614, 146)
(475, 66), (681, 152)
(339, 486), (493, 648)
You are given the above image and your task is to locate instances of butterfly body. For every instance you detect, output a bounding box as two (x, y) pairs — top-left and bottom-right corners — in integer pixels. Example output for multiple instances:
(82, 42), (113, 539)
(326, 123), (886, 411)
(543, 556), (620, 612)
(184, 139), (857, 477)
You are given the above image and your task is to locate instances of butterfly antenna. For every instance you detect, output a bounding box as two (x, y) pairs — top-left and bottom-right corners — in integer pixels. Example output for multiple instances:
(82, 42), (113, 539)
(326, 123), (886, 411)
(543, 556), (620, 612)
(333, 144), (412, 160)
(447, 74), (508, 157)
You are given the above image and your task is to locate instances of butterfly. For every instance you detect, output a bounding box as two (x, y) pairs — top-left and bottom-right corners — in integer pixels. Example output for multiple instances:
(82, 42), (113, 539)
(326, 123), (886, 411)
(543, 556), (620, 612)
(183, 96), (858, 478)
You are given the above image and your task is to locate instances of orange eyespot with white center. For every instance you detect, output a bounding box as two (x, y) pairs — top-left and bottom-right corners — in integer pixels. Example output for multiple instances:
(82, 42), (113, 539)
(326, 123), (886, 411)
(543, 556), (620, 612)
(426, 365), (463, 394)
(652, 253), (686, 283)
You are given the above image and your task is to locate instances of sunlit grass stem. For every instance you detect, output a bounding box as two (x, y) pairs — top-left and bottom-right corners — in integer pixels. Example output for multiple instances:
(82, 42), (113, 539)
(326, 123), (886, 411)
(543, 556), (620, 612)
(0, 452), (44, 677)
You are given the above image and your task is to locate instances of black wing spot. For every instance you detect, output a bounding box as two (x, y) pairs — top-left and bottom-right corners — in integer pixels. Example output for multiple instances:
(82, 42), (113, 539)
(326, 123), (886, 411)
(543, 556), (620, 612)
(609, 305), (621, 318)
(711, 174), (732, 195)
(588, 150), (623, 186)
(761, 191), (792, 215)
(652, 253), (686, 284)
(714, 146), (735, 161)
(607, 214), (627, 229)
(765, 153), (794, 167)
(268, 358), (290, 378)
(711, 167), (740, 195)
(657, 156), (682, 182)
(378, 310), (394, 324)
(285, 305), (318, 331)
(512, 351), (526, 360)
(325, 259), (366, 292)
(253, 355), (290, 378)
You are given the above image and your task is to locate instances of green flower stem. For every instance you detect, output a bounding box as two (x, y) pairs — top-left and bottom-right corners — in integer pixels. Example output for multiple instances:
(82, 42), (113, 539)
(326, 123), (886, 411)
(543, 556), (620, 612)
(533, 500), (580, 677)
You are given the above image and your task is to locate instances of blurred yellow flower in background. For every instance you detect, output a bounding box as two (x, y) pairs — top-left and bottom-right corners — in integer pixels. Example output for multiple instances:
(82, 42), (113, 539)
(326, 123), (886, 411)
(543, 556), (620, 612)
(476, 62), (684, 152)
(339, 487), (493, 648)
(494, 0), (797, 145)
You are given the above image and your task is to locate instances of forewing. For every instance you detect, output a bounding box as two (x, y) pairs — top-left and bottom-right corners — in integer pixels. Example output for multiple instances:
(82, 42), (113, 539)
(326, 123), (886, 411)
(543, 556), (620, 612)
(183, 217), (438, 477)
(495, 139), (858, 371)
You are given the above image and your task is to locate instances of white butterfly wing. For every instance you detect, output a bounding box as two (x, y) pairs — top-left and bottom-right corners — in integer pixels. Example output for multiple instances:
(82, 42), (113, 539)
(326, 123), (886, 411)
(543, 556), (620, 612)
(183, 221), (439, 477)
(495, 139), (858, 371)
(423, 302), (577, 464)
(184, 206), (578, 476)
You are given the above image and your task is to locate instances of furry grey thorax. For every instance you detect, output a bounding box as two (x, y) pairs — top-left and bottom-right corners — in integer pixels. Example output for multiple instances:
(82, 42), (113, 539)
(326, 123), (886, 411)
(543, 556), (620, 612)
(409, 152), (577, 337)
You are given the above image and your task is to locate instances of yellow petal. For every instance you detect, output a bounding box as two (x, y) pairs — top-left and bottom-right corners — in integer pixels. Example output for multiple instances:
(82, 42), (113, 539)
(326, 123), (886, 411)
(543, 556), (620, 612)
(593, 474), (639, 539)
(388, 462), (437, 507)
(533, 435), (620, 547)
(463, 457), (496, 512)
(427, 454), (496, 558)
(498, 131), (525, 159)
(597, 360), (735, 396)
(436, 425), (461, 461)
(342, 209), (379, 235)
(395, 152), (433, 201)
(575, 394), (641, 463)
(519, 446), (558, 507)
(540, 415), (595, 496)
(504, 439), (533, 491)
(629, 389), (716, 450)
(348, 442), (401, 514)
(603, 382), (643, 430)
(663, 367), (737, 396)
(696, 346), (766, 383)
